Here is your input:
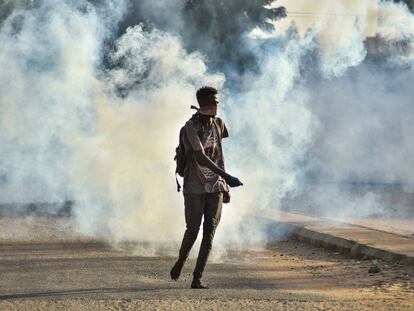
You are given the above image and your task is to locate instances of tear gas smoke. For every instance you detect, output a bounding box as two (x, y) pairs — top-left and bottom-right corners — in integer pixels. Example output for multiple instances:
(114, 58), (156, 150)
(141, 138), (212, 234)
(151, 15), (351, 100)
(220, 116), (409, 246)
(0, 1), (413, 251)
(0, 0), (223, 244)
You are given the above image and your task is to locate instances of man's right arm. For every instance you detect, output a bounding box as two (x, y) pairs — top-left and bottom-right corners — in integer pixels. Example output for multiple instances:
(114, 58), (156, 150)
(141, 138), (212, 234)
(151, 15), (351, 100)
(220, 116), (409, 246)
(193, 150), (242, 187)
(193, 150), (225, 177)
(184, 121), (242, 187)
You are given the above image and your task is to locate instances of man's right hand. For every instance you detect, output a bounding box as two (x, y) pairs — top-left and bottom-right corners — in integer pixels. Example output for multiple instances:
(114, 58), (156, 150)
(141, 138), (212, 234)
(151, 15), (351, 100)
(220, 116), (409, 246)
(224, 174), (243, 188)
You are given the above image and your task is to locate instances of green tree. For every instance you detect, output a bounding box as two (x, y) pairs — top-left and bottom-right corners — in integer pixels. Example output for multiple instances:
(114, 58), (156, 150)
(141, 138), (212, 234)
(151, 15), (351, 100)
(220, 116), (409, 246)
(182, 0), (286, 73)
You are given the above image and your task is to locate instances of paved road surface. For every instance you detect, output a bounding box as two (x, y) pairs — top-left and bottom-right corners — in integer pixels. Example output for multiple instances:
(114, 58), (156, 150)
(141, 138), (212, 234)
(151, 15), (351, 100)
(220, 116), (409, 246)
(1, 236), (413, 310)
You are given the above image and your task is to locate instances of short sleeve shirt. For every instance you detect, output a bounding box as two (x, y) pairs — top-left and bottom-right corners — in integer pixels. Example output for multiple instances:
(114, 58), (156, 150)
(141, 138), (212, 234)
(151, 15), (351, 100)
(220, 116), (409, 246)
(183, 116), (229, 194)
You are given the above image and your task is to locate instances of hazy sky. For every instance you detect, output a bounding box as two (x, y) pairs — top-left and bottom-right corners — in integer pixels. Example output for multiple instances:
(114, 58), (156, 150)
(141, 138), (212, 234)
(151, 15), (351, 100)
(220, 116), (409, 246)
(273, 0), (378, 39)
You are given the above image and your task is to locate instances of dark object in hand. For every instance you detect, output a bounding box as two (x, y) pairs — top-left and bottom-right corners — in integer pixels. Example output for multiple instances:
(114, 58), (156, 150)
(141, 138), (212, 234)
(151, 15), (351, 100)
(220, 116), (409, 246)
(225, 174), (243, 188)
(223, 191), (230, 204)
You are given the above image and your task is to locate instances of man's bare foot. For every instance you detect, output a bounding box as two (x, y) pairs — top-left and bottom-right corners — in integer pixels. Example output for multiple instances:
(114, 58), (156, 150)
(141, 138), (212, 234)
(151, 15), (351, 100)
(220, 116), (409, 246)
(191, 278), (208, 289)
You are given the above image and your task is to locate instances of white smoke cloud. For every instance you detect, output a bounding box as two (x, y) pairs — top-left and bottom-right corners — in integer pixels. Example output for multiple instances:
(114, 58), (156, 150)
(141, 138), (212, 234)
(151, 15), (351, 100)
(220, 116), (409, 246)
(220, 0), (414, 230)
(1, 0), (413, 250)
(0, 1), (224, 244)
(0, 1), (107, 204)
(215, 31), (318, 246)
(71, 25), (224, 242)
(280, 1), (414, 220)
(378, 1), (414, 65)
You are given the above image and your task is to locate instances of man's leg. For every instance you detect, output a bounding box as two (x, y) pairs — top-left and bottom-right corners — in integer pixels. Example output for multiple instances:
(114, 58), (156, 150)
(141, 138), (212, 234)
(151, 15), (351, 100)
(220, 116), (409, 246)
(170, 193), (205, 281)
(192, 192), (223, 287)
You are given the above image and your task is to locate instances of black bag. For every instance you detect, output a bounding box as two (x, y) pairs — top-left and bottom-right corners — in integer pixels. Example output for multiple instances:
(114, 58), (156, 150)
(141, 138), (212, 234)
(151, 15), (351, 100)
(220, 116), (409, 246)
(174, 126), (187, 178)
(174, 114), (199, 192)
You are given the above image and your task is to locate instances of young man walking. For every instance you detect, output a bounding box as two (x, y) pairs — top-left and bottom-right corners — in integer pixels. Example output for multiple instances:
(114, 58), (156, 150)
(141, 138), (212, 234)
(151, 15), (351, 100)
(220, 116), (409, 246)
(170, 86), (243, 289)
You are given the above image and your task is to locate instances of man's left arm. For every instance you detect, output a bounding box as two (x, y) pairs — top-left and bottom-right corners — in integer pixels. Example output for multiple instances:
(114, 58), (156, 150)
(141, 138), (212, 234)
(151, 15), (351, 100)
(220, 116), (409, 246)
(217, 117), (229, 139)
(218, 118), (232, 203)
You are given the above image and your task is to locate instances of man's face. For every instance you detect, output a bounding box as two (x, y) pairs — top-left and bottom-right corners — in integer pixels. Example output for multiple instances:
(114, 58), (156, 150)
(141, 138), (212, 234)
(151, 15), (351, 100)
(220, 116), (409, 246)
(199, 94), (219, 116)
(207, 94), (219, 107)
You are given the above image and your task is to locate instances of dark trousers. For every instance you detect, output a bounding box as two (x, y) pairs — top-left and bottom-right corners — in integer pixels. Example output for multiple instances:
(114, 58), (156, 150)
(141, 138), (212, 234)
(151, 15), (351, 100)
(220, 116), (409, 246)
(178, 192), (223, 279)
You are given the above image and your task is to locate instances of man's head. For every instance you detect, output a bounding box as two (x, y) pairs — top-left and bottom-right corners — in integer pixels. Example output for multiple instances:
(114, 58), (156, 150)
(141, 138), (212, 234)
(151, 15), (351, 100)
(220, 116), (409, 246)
(196, 86), (219, 116)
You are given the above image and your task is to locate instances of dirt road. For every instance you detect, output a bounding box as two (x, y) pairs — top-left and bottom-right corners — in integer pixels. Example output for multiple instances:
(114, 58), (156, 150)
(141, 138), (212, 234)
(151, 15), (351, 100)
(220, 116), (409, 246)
(0, 219), (413, 310)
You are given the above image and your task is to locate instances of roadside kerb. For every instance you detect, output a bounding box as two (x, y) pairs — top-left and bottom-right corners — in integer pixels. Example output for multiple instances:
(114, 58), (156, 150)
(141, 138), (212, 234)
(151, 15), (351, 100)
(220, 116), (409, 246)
(259, 217), (414, 265)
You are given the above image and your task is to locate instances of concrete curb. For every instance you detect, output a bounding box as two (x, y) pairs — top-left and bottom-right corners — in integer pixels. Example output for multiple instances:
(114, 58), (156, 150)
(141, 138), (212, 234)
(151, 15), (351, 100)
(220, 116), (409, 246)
(272, 221), (414, 266)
